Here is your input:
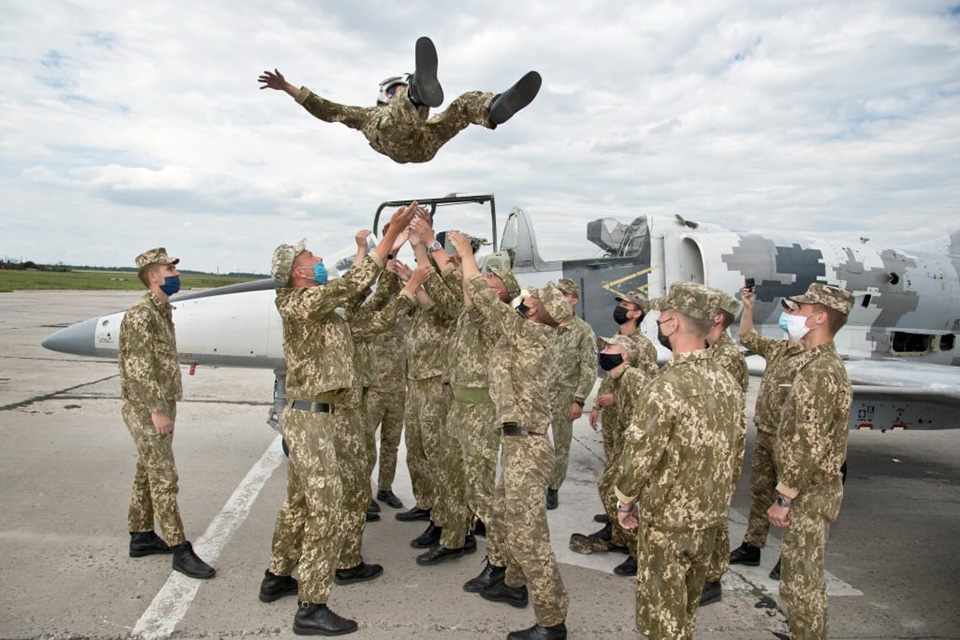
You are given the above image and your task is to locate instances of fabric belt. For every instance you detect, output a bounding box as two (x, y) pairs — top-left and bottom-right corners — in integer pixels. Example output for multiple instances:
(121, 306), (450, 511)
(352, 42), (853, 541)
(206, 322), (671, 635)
(501, 423), (531, 437)
(289, 400), (334, 414)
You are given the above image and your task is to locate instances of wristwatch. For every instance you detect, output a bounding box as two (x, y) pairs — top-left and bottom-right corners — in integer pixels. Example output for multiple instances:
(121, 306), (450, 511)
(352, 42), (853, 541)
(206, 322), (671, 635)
(428, 241), (443, 252)
(775, 494), (792, 508)
(574, 399), (585, 408)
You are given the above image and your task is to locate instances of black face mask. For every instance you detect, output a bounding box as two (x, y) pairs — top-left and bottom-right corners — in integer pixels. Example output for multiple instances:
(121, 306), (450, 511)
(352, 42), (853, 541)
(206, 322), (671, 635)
(598, 352), (624, 371)
(613, 306), (630, 325)
(516, 302), (531, 317)
(656, 319), (674, 351)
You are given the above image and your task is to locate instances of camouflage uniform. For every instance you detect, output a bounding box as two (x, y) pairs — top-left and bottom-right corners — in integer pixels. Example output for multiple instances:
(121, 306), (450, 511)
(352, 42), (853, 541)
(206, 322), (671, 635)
(267, 252), (383, 605)
(615, 347), (744, 640)
(363, 273), (410, 494)
(466, 276), (569, 628)
(776, 340), (851, 640)
(296, 87), (495, 164)
(739, 329), (805, 548)
(704, 330), (749, 583)
(119, 286), (185, 545)
(548, 313), (597, 491)
(438, 265), (504, 562)
(405, 271), (470, 549)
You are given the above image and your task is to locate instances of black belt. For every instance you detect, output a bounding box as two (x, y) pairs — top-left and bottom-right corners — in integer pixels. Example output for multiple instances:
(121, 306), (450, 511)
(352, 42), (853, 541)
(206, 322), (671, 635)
(501, 423), (531, 436)
(290, 400), (334, 414)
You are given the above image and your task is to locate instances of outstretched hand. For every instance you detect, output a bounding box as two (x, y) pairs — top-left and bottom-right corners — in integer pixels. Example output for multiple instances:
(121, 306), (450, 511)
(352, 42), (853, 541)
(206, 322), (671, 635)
(407, 265), (432, 289)
(410, 217), (436, 246)
(355, 229), (372, 249)
(259, 69), (288, 90)
(448, 231), (472, 257)
(390, 260), (413, 282)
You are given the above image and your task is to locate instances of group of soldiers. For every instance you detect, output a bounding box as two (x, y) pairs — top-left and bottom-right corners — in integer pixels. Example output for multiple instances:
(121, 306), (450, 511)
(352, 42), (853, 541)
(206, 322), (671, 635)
(118, 201), (854, 640)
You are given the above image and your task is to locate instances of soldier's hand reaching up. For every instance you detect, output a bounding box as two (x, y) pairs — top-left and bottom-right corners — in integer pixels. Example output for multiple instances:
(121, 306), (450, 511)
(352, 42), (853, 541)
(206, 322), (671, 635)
(402, 265), (432, 294)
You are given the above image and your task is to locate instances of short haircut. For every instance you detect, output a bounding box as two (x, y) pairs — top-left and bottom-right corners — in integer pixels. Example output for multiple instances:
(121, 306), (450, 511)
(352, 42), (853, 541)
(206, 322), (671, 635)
(681, 313), (715, 338)
(718, 309), (735, 329)
(138, 264), (159, 288)
(813, 304), (848, 334)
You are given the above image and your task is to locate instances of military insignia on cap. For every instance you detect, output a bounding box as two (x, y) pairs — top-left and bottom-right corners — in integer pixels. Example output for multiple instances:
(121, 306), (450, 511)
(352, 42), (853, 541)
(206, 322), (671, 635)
(271, 238), (307, 283)
(135, 247), (179, 270)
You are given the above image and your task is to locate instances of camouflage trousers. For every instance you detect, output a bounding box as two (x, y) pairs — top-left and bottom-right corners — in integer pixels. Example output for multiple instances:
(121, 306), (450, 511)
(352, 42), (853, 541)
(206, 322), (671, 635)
(492, 432), (569, 627)
(449, 389), (503, 564)
(781, 502), (833, 640)
(365, 386), (406, 492)
(599, 404), (621, 463)
(122, 401), (186, 545)
(548, 387), (577, 491)
(267, 406), (342, 604)
(335, 402), (370, 570)
(596, 416), (637, 554)
(300, 91), (494, 164)
(705, 519), (731, 582)
(406, 377), (470, 548)
(404, 378), (437, 512)
(635, 523), (717, 640)
(744, 429), (778, 548)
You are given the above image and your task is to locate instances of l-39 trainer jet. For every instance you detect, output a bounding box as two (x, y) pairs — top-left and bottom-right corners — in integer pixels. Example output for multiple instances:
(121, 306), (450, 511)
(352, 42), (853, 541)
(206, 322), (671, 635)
(43, 194), (960, 432)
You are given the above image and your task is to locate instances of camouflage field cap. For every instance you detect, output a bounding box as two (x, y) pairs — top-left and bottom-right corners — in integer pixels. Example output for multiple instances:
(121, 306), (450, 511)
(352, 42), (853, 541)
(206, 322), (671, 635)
(489, 266), (522, 301)
(271, 238), (307, 283)
(787, 283), (854, 315)
(598, 334), (640, 363)
(717, 291), (740, 316)
(538, 282), (573, 323)
(614, 291), (650, 311)
(524, 286), (540, 301)
(558, 277), (580, 297)
(650, 282), (720, 321)
(135, 248), (179, 270)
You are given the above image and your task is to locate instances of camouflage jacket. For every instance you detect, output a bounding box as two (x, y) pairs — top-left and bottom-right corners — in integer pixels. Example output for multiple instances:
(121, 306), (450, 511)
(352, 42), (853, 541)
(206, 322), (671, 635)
(119, 291), (182, 411)
(611, 364), (655, 427)
(437, 266), (493, 389)
(364, 272), (411, 392)
(595, 328), (659, 429)
(740, 329), (806, 434)
(405, 270), (456, 381)
(775, 341), (851, 519)
(615, 349), (744, 530)
(465, 274), (554, 433)
(275, 253), (383, 400)
(710, 331), (749, 393)
(550, 315), (598, 400)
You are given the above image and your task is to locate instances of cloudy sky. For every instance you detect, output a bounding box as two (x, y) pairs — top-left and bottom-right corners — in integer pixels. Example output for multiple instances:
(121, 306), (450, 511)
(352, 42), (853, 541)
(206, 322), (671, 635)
(2, 0), (958, 273)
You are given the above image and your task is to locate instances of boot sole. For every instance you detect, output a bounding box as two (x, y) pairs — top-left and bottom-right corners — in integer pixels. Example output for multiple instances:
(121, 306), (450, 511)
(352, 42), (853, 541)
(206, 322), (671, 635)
(259, 589), (298, 603)
(489, 71), (542, 126)
(414, 37), (443, 107)
(730, 558), (761, 566)
(129, 548), (172, 558)
(292, 622), (358, 636)
(699, 593), (722, 607)
(335, 565), (383, 585)
(416, 549), (465, 565)
(173, 565), (216, 579)
(479, 591), (529, 608)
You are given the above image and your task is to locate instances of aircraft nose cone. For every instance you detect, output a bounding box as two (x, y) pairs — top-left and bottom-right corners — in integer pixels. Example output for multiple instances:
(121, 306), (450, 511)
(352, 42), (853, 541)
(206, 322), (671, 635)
(41, 317), (100, 357)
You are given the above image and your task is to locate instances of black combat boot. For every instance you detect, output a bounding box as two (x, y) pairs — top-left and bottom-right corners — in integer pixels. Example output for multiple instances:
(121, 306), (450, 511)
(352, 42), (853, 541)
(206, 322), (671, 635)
(770, 556), (782, 580)
(545, 487), (559, 510)
(335, 560), (383, 585)
(479, 581), (529, 608)
(593, 512), (610, 524)
(699, 580), (722, 606)
(293, 601), (357, 636)
(416, 544), (464, 565)
(464, 532), (477, 554)
(368, 498), (381, 513)
(129, 530), (172, 558)
(729, 541), (761, 566)
(395, 506), (431, 522)
(259, 570), (298, 602)
(613, 555), (637, 576)
(488, 71), (542, 126)
(410, 522), (442, 548)
(463, 558), (505, 593)
(171, 541), (215, 579)
(406, 36), (443, 108)
(376, 489), (403, 509)
(507, 622), (567, 640)
(472, 518), (486, 537)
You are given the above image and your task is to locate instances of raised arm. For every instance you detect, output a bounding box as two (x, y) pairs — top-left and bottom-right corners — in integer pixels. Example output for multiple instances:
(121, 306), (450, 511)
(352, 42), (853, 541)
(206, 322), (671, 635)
(258, 69), (300, 99)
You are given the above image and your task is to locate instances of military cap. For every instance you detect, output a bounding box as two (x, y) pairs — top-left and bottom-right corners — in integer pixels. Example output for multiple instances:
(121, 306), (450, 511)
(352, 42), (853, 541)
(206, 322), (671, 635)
(716, 291), (740, 316)
(614, 291), (650, 311)
(598, 334), (640, 363)
(538, 282), (573, 324)
(787, 283), (854, 315)
(271, 238), (307, 283)
(524, 286), (540, 300)
(650, 282), (720, 321)
(557, 277), (580, 297)
(135, 247), (179, 270)
(489, 265), (522, 301)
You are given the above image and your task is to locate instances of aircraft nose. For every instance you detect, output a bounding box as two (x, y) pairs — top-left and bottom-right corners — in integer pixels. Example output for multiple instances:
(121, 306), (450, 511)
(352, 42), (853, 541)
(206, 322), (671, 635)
(41, 317), (100, 357)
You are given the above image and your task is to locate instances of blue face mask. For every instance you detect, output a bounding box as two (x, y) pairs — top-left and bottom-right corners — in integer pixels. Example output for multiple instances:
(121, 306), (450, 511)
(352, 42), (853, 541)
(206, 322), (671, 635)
(311, 261), (328, 285)
(778, 311), (790, 333)
(159, 275), (180, 296)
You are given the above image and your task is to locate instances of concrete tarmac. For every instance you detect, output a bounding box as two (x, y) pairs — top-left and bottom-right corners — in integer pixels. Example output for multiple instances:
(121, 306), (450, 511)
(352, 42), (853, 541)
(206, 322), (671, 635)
(1, 291), (958, 639)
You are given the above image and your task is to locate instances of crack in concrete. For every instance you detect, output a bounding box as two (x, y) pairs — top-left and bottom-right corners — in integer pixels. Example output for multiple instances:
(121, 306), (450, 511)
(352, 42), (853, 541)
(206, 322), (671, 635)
(0, 374), (120, 411)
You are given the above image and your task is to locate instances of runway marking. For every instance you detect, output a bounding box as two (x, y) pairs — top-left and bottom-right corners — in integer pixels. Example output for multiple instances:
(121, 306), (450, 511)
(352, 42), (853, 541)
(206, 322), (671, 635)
(132, 434), (284, 639)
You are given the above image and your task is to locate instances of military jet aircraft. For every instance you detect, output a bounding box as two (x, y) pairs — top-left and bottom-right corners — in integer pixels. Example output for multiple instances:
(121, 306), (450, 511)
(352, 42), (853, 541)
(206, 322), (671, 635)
(42, 193), (960, 431)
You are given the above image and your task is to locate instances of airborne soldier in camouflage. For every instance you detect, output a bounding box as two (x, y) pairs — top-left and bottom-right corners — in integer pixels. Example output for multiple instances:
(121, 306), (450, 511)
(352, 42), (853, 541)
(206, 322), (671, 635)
(260, 204), (415, 636)
(767, 283), (854, 640)
(700, 290), (749, 606)
(616, 282), (744, 640)
(119, 248), (215, 580)
(452, 231), (570, 640)
(545, 278), (597, 510)
(729, 287), (805, 579)
(258, 37), (542, 164)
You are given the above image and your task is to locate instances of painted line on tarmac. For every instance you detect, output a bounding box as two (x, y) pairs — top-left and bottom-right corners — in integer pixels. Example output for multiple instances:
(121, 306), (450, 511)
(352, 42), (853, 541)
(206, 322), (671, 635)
(132, 434), (285, 639)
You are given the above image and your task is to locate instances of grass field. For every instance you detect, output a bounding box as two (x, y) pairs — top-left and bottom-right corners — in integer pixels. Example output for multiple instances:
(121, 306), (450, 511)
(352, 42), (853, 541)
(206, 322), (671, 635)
(0, 270), (260, 293)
